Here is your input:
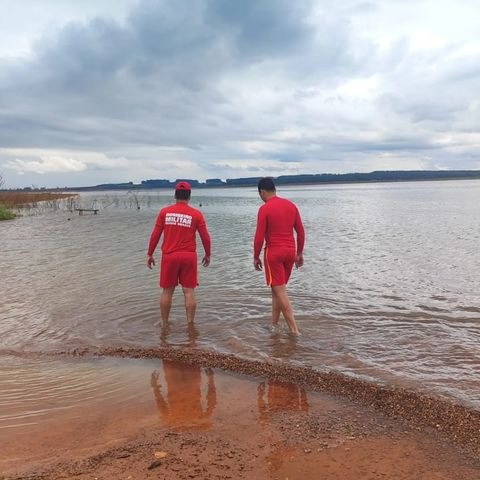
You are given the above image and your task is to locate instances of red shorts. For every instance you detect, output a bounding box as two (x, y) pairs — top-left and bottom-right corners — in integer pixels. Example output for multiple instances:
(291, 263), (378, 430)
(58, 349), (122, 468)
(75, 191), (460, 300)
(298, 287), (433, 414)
(160, 251), (198, 289)
(264, 247), (295, 286)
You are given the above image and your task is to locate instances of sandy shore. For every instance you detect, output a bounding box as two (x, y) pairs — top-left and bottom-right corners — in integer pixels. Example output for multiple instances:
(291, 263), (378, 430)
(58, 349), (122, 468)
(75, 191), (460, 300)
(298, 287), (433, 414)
(1, 347), (479, 479)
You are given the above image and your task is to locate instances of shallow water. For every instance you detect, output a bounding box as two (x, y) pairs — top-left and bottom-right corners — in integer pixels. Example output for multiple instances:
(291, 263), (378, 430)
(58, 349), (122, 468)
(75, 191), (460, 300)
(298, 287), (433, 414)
(0, 355), (154, 433)
(0, 354), (316, 469)
(2, 355), (476, 480)
(1, 180), (479, 408)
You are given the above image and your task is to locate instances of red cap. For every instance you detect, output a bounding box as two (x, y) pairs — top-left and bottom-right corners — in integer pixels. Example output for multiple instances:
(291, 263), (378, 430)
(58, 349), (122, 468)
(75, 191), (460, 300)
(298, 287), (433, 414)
(175, 181), (191, 191)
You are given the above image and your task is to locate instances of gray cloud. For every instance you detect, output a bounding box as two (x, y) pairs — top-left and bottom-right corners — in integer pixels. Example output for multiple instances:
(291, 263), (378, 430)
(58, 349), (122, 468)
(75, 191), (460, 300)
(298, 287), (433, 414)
(1, 0), (328, 150)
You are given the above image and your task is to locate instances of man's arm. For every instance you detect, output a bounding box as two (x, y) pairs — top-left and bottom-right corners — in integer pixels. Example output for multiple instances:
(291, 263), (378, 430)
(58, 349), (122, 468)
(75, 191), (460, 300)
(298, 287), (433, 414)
(294, 208), (305, 268)
(253, 207), (266, 270)
(197, 213), (211, 267)
(146, 212), (164, 268)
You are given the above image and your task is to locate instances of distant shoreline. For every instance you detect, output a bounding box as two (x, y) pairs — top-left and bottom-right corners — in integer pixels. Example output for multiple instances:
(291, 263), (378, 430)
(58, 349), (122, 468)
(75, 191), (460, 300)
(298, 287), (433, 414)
(48, 173), (480, 192)
(3, 170), (480, 192)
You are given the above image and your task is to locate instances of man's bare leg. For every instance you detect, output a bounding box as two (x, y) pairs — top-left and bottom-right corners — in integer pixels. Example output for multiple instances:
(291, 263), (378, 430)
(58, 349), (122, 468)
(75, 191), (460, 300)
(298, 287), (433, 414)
(186, 321), (198, 347)
(182, 287), (197, 324)
(271, 285), (299, 335)
(160, 287), (175, 323)
(271, 292), (281, 327)
(160, 320), (170, 346)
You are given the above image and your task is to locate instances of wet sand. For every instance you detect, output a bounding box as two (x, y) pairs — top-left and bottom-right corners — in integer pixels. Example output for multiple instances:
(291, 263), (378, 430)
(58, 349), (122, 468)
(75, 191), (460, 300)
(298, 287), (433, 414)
(1, 348), (480, 479)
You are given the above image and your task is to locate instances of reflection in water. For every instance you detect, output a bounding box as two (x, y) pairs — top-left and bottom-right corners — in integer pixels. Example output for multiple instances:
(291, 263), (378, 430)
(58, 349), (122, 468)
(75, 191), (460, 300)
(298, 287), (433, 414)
(150, 360), (216, 430)
(257, 379), (309, 424)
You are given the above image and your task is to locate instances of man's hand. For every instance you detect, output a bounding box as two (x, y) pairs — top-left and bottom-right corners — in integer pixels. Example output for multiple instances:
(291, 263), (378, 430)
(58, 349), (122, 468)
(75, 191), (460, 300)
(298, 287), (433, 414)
(254, 257), (263, 271)
(202, 255), (210, 267)
(295, 253), (304, 268)
(147, 255), (155, 269)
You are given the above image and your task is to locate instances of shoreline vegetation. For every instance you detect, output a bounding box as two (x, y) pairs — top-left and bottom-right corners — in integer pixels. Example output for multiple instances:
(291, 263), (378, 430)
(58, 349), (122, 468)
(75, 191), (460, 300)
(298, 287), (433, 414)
(2, 169), (480, 193)
(0, 204), (16, 220)
(0, 192), (78, 220)
(0, 191), (77, 206)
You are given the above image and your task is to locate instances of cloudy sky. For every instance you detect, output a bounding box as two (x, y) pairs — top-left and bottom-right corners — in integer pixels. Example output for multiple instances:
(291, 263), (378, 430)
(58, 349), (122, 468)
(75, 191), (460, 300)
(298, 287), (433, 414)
(0, 0), (479, 188)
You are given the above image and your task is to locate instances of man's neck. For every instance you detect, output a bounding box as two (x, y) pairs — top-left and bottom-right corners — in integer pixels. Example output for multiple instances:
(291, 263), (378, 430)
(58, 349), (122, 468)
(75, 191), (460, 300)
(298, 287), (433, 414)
(264, 191), (277, 201)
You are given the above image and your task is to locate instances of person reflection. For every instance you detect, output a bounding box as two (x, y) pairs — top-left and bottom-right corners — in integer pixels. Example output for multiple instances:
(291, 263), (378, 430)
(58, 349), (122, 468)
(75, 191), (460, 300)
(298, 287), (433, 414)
(150, 360), (216, 430)
(257, 379), (309, 424)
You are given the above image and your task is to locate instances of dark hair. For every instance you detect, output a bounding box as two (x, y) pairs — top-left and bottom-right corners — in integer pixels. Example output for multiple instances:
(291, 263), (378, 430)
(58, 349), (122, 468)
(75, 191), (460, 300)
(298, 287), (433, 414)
(258, 177), (276, 192)
(175, 189), (191, 200)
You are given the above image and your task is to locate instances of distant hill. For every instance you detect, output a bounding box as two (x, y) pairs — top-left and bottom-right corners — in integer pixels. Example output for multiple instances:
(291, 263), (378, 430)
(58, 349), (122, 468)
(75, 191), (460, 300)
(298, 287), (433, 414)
(8, 170), (480, 192)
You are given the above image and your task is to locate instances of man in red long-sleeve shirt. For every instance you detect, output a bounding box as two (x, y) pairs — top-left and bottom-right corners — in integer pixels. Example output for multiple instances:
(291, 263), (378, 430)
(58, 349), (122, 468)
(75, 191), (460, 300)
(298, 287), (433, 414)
(147, 181), (211, 324)
(253, 177), (305, 335)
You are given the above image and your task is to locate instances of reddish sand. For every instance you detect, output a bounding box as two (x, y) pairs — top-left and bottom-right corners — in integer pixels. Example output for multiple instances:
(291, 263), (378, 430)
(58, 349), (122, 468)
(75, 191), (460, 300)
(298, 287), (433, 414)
(1, 357), (479, 480)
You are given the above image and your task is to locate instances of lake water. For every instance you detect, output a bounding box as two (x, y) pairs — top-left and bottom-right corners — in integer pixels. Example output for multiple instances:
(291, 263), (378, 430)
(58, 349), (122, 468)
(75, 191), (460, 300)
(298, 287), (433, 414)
(1, 180), (479, 418)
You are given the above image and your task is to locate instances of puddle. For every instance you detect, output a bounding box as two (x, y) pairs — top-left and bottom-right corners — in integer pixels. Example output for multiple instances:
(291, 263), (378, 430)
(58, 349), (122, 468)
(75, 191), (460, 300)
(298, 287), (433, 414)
(0, 355), (322, 472)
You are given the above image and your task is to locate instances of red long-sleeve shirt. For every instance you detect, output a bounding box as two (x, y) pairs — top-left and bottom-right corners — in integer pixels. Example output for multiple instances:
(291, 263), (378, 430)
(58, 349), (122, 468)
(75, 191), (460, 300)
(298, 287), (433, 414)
(147, 202), (211, 257)
(253, 196), (305, 259)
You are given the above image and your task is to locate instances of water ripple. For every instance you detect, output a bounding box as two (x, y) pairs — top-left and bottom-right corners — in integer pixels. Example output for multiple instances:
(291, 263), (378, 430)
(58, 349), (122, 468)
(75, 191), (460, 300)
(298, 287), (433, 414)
(1, 182), (480, 407)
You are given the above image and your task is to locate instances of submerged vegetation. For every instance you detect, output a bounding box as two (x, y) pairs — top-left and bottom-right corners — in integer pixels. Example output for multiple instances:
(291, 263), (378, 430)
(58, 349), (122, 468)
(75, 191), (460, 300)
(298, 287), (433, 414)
(0, 191), (79, 219)
(0, 190), (158, 219)
(0, 191), (77, 207)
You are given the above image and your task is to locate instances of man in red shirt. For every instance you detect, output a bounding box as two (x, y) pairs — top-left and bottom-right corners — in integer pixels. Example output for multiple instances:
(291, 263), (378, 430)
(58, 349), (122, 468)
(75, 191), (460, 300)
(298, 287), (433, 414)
(253, 177), (305, 335)
(147, 181), (211, 324)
